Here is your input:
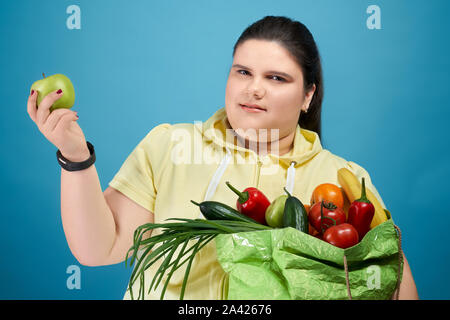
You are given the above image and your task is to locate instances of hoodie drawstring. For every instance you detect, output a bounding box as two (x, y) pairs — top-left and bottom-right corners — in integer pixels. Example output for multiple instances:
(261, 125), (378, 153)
(285, 161), (297, 195)
(199, 147), (232, 218)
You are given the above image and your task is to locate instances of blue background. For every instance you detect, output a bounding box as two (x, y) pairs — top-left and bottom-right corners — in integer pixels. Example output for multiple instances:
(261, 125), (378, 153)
(1, 0), (449, 299)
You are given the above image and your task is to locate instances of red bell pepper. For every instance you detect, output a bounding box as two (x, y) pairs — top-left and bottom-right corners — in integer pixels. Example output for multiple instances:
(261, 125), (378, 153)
(225, 181), (270, 225)
(347, 177), (375, 239)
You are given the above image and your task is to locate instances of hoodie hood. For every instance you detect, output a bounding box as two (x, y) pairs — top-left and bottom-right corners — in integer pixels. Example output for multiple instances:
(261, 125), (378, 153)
(198, 107), (323, 168)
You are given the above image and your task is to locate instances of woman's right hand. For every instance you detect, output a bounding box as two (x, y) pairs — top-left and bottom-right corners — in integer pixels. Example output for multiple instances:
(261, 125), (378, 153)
(27, 89), (90, 162)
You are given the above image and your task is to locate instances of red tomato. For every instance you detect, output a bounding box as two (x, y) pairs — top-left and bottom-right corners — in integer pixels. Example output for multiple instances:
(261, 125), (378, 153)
(323, 223), (359, 249)
(308, 200), (346, 234)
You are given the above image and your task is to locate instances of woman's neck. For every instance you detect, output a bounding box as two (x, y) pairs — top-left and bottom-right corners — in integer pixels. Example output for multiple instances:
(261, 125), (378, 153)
(227, 120), (296, 156)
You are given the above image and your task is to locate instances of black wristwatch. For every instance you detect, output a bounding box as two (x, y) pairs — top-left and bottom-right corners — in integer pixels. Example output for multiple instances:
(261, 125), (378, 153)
(56, 141), (96, 171)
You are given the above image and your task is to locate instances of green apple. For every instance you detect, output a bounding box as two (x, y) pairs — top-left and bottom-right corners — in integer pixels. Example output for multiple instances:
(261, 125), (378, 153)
(30, 73), (75, 112)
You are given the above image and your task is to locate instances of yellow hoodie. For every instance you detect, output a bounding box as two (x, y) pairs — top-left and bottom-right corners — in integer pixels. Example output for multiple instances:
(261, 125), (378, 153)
(108, 107), (387, 300)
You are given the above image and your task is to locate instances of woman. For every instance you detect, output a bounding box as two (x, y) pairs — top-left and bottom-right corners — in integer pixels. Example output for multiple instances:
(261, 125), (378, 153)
(27, 16), (418, 299)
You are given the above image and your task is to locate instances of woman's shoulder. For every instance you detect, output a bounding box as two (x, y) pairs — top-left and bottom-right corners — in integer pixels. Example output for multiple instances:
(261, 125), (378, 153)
(141, 122), (197, 143)
(316, 148), (369, 174)
(317, 148), (387, 209)
(146, 121), (198, 134)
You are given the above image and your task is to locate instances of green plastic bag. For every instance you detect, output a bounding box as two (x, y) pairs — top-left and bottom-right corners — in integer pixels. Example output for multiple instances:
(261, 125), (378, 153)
(215, 219), (403, 300)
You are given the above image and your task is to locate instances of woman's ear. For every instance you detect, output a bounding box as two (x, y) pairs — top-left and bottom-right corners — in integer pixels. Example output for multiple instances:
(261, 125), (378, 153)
(301, 83), (316, 112)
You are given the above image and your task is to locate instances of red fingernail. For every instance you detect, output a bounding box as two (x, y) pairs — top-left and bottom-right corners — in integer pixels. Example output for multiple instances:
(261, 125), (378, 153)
(57, 89), (63, 94)
(30, 90), (34, 95)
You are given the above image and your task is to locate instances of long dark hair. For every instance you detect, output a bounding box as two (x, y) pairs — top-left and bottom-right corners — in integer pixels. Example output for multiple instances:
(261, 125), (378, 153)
(232, 16), (324, 140)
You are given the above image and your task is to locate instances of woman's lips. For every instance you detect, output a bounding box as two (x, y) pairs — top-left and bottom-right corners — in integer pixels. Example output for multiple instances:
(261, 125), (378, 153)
(239, 104), (266, 113)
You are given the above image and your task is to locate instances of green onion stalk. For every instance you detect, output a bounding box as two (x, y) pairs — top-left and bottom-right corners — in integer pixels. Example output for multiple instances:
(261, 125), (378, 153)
(124, 218), (271, 300)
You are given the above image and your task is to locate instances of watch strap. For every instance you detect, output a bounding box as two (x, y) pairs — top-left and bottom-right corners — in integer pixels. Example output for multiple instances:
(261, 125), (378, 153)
(56, 141), (96, 172)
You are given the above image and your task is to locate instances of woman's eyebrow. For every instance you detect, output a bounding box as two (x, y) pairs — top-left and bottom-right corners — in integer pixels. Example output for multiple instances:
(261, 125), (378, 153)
(231, 64), (293, 80)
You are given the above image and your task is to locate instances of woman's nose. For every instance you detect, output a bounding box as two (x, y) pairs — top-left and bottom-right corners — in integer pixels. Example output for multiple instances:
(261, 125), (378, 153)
(246, 78), (265, 97)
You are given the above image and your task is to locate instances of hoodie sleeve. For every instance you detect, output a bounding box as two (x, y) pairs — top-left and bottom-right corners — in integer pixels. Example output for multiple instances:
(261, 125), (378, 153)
(345, 161), (387, 210)
(108, 123), (172, 214)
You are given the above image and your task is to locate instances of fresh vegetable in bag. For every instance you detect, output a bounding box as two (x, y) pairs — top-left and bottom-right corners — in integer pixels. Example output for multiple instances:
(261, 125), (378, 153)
(125, 179), (402, 300)
(215, 218), (403, 300)
(265, 195), (288, 228)
(225, 181), (271, 225)
(347, 177), (375, 239)
(282, 187), (308, 233)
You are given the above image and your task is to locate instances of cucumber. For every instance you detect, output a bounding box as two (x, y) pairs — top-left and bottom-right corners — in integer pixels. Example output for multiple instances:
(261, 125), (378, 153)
(282, 188), (308, 233)
(191, 200), (258, 224)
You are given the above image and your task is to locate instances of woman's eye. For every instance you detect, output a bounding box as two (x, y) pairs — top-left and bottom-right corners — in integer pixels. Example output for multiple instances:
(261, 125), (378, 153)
(237, 70), (285, 82)
(237, 70), (249, 76)
(270, 75), (285, 82)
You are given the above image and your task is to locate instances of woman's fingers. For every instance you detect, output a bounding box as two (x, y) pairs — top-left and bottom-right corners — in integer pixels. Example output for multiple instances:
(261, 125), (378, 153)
(45, 108), (78, 133)
(27, 89), (38, 122)
(36, 89), (64, 126)
(52, 111), (79, 137)
(26, 88), (84, 156)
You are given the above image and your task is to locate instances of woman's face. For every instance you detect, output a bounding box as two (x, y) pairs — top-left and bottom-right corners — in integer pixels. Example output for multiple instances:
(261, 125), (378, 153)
(225, 39), (315, 143)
